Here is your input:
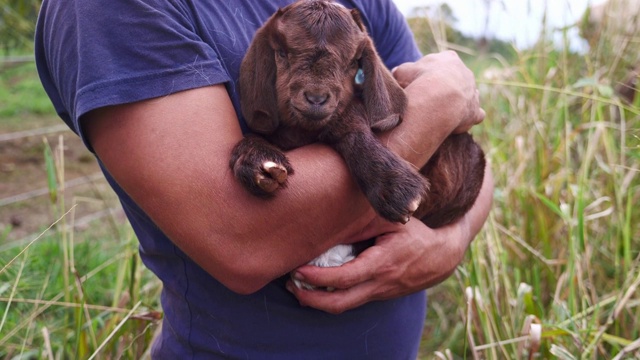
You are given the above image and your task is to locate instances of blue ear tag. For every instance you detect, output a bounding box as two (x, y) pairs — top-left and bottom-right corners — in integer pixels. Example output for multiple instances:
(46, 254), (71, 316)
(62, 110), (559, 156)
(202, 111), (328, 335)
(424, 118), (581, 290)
(355, 68), (365, 85)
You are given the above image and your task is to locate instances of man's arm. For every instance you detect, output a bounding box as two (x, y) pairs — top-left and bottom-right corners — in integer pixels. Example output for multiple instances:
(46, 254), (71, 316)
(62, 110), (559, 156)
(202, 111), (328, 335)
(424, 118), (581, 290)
(285, 52), (491, 313)
(286, 163), (494, 314)
(83, 51), (482, 295)
(84, 85), (375, 294)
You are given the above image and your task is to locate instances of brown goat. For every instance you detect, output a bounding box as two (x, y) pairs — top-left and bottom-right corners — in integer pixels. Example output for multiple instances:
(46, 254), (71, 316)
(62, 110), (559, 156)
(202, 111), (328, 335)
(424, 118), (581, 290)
(230, 0), (485, 269)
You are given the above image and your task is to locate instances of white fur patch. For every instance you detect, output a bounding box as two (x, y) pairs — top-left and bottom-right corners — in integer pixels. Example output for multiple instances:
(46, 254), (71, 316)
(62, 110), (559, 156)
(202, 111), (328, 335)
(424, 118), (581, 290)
(263, 161), (278, 170)
(292, 244), (355, 290)
(309, 244), (355, 267)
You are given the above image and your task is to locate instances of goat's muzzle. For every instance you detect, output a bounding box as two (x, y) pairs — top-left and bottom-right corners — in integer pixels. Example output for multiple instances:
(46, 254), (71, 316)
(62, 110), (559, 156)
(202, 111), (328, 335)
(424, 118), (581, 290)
(291, 88), (338, 122)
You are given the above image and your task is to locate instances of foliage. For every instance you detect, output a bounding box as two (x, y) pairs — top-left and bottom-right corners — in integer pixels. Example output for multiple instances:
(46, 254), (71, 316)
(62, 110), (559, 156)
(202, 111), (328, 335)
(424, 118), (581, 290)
(411, 2), (640, 359)
(1, 137), (162, 359)
(0, 0), (41, 54)
(0, 61), (55, 118)
(406, 5), (517, 63)
(1, 1), (639, 359)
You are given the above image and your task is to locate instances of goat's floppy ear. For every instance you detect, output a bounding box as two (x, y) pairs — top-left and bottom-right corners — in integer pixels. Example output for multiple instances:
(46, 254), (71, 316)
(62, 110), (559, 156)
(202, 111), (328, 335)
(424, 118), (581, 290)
(359, 37), (408, 132)
(350, 8), (366, 31)
(239, 10), (283, 134)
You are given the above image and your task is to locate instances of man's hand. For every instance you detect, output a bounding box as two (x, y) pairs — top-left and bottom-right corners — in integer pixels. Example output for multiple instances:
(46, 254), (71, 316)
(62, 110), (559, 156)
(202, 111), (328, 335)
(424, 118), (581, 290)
(286, 220), (462, 314)
(84, 85), (377, 295)
(393, 51), (485, 134)
(286, 164), (494, 314)
(379, 51), (485, 170)
(285, 52), (493, 314)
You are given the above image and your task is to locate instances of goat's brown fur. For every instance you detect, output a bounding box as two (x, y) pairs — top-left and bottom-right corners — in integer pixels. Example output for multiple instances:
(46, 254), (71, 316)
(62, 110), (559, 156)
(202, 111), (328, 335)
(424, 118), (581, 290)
(230, 0), (485, 227)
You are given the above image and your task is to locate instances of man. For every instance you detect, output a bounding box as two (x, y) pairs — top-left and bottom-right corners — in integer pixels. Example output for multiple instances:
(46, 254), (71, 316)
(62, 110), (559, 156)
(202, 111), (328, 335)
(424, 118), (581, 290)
(35, 0), (492, 358)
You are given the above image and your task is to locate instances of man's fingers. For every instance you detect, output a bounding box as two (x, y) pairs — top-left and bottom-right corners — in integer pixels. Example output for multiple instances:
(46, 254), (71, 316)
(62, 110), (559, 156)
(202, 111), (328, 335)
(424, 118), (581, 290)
(476, 107), (486, 124)
(287, 243), (403, 313)
(292, 245), (384, 290)
(473, 89), (485, 123)
(453, 88), (486, 134)
(286, 279), (377, 314)
(392, 62), (423, 88)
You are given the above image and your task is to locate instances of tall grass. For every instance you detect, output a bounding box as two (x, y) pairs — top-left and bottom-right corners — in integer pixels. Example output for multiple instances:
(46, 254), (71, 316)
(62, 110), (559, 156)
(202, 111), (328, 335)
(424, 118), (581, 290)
(1, 2), (638, 359)
(0, 137), (162, 359)
(416, 2), (640, 358)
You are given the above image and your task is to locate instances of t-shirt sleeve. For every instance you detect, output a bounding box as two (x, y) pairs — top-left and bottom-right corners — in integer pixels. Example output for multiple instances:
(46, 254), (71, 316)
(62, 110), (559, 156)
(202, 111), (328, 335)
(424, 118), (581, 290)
(351, 0), (423, 69)
(35, 0), (229, 149)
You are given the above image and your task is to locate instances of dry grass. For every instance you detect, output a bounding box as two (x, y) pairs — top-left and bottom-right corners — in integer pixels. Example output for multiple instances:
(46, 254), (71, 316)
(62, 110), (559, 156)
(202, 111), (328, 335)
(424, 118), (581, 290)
(1, 1), (639, 358)
(417, 1), (640, 358)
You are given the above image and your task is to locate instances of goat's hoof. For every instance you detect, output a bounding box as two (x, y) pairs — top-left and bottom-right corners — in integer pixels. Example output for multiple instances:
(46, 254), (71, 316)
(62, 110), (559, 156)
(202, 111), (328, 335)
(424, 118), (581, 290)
(397, 196), (421, 224)
(404, 197), (422, 223)
(263, 161), (288, 183)
(376, 191), (425, 224)
(255, 161), (288, 193)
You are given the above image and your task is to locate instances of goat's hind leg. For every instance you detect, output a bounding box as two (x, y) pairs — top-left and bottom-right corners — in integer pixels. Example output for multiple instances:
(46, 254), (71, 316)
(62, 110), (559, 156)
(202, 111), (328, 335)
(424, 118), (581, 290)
(230, 135), (294, 197)
(415, 133), (485, 228)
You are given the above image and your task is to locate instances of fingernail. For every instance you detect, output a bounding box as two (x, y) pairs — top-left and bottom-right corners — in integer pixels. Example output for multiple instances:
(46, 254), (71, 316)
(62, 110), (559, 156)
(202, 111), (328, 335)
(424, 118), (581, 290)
(293, 271), (305, 281)
(285, 282), (294, 293)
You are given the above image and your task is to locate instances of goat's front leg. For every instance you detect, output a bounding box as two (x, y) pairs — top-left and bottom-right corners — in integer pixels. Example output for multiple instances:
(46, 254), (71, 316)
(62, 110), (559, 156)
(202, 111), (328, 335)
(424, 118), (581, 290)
(322, 118), (428, 224)
(230, 135), (293, 197)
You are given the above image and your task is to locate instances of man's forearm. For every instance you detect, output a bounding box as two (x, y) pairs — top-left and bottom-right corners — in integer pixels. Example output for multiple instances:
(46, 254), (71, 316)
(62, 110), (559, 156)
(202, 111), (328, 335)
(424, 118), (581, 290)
(84, 86), (379, 294)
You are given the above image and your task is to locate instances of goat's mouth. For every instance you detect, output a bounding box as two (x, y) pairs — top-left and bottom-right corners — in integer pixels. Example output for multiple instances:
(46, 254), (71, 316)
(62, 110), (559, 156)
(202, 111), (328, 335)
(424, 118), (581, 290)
(290, 96), (337, 121)
(288, 89), (339, 124)
(293, 105), (334, 121)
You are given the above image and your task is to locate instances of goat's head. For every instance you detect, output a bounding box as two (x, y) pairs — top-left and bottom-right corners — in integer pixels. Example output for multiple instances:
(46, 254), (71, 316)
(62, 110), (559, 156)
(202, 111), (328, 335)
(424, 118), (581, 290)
(240, 0), (407, 134)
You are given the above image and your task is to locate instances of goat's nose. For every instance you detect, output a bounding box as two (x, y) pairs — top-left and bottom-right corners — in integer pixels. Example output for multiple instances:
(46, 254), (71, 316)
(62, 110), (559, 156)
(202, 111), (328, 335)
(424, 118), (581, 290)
(304, 92), (329, 105)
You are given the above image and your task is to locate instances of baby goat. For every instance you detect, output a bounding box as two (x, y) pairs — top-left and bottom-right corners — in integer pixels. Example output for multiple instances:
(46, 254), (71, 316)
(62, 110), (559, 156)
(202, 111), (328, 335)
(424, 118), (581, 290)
(230, 0), (485, 277)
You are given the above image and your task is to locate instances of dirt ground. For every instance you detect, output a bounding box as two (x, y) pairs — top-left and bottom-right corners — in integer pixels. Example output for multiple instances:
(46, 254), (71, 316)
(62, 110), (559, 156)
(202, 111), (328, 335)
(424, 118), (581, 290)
(0, 115), (122, 244)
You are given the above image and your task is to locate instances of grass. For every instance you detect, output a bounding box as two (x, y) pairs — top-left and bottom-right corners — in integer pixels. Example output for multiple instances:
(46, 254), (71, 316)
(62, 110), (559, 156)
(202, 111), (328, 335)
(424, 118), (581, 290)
(413, 7), (640, 358)
(0, 61), (56, 125)
(2, 3), (639, 359)
(1, 138), (162, 359)
(0, 223), (161, 359)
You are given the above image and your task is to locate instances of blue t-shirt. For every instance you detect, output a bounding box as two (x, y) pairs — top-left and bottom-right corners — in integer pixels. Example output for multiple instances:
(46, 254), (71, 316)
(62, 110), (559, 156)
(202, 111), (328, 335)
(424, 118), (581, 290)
(35, 1), (425, 358)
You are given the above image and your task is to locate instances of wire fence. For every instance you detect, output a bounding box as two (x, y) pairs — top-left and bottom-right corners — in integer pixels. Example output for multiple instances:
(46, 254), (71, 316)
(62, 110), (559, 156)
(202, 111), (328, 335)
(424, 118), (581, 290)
(0, 55), (35, 70)
(0, 172), (104, 207)
(0, 124), (69, 143)
(0, 125), (120, 247)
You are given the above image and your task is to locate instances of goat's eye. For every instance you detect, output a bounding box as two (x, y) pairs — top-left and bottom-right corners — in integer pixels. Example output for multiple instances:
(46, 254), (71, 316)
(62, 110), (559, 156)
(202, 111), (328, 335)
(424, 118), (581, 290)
(276, 50), (287, 59)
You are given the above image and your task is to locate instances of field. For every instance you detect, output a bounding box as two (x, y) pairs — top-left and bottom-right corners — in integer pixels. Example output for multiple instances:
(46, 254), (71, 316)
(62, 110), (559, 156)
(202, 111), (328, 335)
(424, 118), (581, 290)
(1, 3), (639, 359)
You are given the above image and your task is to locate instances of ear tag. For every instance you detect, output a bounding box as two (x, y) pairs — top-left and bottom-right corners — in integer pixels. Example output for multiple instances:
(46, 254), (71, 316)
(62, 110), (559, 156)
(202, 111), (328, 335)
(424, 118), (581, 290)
(355, 68), (365, 85)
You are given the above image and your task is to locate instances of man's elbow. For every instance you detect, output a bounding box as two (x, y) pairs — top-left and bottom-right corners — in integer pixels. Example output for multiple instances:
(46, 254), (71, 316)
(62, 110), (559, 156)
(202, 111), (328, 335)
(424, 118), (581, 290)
(213, 258), (283, 295)
(221, 276), (270, 295)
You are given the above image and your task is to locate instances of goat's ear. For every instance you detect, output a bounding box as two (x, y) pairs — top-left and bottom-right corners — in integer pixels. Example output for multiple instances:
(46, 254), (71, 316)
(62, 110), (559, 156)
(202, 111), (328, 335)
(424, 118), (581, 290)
(239, 11), (283, 134)
(350, 9), (366, 31)
(359, 37), (408, 131)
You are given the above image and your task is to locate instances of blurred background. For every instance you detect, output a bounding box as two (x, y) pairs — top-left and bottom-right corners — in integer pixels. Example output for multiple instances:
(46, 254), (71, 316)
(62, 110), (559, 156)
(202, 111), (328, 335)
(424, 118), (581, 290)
(1, 0), (639, 359)
(396, 0), (591, 50)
